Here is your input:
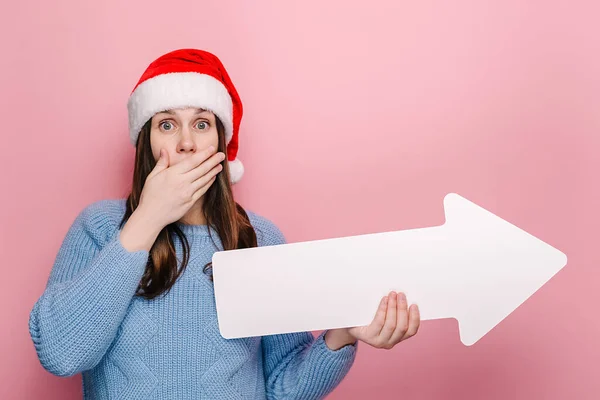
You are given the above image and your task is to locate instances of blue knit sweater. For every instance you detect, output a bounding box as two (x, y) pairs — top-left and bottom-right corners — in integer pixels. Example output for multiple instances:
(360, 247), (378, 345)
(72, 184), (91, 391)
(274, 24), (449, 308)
(29, 199), (357, 399)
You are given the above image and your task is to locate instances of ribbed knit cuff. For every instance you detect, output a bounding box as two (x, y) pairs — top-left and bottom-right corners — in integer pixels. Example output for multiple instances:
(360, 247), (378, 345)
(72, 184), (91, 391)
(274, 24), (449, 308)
(313, 330), (357, 358)
(308, 331), (357, 383)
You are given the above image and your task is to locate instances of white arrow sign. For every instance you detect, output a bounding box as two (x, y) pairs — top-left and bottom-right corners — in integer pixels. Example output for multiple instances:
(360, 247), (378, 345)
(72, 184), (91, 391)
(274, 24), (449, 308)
(212, 193), (568, 346)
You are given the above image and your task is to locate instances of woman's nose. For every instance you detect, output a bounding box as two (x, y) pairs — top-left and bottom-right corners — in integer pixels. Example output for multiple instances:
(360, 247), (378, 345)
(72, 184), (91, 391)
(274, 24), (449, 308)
(177, 128), (196, 153)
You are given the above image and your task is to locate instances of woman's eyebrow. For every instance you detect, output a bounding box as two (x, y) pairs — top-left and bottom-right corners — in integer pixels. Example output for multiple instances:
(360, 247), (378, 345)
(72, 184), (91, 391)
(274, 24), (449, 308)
(154, 109), (209, 119)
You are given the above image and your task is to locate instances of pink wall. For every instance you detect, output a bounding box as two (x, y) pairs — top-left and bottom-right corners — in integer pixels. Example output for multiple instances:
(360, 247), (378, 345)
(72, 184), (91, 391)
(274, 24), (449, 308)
(2, 0), (598, 399)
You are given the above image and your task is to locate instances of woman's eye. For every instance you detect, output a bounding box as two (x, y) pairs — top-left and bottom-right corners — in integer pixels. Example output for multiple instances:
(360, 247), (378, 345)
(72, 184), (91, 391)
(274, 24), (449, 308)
(160, 121), (173, 131)
(196, 121), (209, 130)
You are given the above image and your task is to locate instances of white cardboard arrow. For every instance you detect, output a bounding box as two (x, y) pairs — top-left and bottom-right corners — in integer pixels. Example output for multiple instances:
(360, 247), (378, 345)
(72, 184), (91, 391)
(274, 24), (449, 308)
(212, 193), (568, 345)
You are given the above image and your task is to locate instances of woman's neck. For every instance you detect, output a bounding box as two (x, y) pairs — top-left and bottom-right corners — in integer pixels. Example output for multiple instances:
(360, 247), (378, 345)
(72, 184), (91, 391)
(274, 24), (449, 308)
(178, 199), (207, 226)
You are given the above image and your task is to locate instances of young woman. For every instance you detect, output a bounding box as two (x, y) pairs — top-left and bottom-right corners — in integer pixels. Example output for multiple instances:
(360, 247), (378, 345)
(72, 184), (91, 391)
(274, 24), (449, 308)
(29, 48), (420, 399)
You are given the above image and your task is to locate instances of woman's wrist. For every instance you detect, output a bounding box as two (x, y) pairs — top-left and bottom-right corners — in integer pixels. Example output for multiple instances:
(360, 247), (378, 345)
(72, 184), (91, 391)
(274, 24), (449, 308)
(324, 328), (357, 351)
(119, 206), (164, 252)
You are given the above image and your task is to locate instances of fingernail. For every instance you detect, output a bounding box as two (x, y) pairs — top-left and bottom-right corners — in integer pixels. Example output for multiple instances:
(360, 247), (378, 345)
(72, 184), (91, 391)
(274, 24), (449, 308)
(399, 293), (407, 303)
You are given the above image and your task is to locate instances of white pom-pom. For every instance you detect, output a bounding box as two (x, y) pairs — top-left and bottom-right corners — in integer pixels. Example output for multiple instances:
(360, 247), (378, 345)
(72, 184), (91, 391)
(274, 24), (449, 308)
(228, 158), (244, 184)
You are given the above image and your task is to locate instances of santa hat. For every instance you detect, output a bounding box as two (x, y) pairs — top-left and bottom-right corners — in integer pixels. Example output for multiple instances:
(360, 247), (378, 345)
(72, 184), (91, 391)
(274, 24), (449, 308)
(127, 48), (245, 183)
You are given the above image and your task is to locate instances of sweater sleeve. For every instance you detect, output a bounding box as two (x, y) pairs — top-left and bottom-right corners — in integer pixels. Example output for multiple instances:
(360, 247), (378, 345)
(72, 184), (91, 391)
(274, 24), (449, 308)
(249, 212), (357, 400)
(262, 331), (357, 400)
(28, 201), (149, 377)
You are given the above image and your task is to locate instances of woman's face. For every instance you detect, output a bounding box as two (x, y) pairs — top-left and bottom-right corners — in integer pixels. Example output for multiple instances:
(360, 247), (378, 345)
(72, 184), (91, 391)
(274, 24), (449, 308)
(149, 107), (219, 165)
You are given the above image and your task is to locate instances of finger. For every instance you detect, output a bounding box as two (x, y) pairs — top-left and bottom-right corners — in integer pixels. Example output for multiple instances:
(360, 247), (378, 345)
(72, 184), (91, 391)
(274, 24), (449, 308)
(172, 146), (219, 174)
(401, 303), (420, 341)
(190, 163), (223, 192)
(379, 291), (397, 343)
(191, 175), (218, 203)
(368, 295), (388, 337)
(186, 152), (226, 183)
(147, 148), (170, 179)
(390, 292), (409, 344)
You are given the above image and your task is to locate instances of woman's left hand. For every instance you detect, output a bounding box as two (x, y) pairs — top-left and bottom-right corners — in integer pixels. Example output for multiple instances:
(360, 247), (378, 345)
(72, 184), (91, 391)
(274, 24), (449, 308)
(324, 291), (420, 350)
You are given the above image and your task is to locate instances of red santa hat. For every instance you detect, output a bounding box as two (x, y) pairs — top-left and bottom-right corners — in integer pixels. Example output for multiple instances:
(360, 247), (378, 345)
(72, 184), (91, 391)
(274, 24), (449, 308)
(127, 48), (244, 184)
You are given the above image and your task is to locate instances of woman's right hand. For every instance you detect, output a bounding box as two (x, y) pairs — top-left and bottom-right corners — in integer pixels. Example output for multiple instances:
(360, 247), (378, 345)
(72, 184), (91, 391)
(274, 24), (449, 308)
(138, 146), (226, 230)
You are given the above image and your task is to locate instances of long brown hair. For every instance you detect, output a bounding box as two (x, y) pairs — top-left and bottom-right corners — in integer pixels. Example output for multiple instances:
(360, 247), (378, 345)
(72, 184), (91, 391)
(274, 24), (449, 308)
(119, 115), (257, 299)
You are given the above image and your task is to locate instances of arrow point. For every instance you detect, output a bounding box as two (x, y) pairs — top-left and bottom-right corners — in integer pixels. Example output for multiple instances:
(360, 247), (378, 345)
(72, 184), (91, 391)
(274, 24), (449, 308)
(441, 192), (568, 346)
(558, 250), (568, 266)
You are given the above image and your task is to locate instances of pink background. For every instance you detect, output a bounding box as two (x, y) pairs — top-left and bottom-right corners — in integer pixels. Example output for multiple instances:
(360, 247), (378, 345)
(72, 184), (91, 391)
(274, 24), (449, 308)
(2, 0), (598, 399)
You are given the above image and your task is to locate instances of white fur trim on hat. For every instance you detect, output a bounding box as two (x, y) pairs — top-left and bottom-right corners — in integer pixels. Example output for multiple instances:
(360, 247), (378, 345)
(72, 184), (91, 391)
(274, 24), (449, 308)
(228, 158), (244, 184)
(127, 72), (233, 146)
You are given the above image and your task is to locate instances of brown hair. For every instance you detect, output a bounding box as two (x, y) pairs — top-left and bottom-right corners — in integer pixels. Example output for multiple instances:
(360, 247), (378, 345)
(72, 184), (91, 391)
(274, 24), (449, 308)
(119, 115), (257, 299)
